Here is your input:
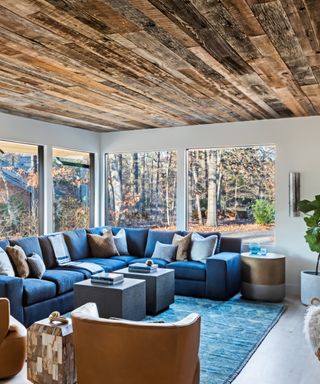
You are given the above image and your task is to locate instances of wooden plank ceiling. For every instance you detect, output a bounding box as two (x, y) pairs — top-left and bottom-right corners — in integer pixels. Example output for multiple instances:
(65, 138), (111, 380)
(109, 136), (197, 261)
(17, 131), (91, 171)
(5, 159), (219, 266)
(0, 0), (319, 132)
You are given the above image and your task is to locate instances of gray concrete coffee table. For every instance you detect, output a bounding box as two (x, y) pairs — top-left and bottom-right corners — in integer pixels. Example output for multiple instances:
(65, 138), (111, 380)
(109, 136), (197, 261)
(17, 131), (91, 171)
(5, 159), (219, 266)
(74, 278), (146, 320)
(114, 268), (175, 315)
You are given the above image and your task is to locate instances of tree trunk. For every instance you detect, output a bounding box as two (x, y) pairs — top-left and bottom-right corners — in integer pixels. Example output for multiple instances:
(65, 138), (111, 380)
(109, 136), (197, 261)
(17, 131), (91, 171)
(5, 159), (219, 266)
(191, 152), (202, 225)
(206, 151), (217, 227)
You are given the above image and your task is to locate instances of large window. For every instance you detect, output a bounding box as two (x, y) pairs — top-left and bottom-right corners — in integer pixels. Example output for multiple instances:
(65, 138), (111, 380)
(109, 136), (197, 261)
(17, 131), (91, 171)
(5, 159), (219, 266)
(106, 151), (177, 228)
(188, 146), (275, 243)
(53, 148), (92, 232)
(0, 140), (40, 239)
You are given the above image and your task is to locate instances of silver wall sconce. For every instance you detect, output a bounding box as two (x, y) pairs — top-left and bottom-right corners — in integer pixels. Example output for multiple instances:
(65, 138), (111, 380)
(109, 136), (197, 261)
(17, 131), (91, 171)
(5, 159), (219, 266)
(289, 172), (300, 217)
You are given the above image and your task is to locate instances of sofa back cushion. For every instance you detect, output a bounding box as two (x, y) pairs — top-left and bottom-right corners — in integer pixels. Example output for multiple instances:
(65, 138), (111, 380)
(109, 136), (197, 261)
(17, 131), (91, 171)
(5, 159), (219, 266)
(38, 236), (57, 269)
(0, 239), (9, 250)
(64, 229), (90, 260)
(10, 236), (43, 257)
(180, 231), (221, 254)
(144, 230), (178, 258)
(112, 227), (149, 258)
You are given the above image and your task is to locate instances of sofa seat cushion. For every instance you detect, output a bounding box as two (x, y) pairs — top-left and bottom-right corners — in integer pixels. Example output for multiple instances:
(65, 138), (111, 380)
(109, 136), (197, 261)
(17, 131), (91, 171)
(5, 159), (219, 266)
(128, 257), (169, 268)
(110, 255), (139, 265)
(166, 261), (206, 281)
(79, 258), (126, 272)
(23, 278), (57, 306)
(42, 270), (85, 294)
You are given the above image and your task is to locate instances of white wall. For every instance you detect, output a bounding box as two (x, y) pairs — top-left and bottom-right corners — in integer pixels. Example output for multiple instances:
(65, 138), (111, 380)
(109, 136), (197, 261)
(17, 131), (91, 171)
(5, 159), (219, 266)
(101, 115), (320, 294)
(0, 112), (101, 231)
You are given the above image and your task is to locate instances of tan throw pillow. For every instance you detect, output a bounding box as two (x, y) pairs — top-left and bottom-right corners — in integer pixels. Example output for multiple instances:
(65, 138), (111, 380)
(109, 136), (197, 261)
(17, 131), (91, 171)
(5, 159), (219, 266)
(6, 245), (30, 278)
(172, 233), (192, 261)
(88, 230), (120, 258)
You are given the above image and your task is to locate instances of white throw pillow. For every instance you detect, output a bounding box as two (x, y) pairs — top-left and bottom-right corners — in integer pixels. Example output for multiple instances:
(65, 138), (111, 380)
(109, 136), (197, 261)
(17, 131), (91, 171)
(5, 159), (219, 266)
(0, 247), (15, 276)
(151, 241), (178, 262)
(190, 233), (218, 263)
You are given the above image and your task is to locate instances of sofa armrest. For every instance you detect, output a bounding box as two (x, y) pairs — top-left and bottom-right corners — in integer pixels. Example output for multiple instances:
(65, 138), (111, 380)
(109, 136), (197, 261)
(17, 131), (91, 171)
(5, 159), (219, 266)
(0, 276), (24, 324)
(206, 252), (241, 300)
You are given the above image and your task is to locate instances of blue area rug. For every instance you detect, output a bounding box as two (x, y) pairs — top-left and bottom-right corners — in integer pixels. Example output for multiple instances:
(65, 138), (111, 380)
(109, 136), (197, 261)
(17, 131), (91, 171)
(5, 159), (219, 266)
(147, 295), (285, 384)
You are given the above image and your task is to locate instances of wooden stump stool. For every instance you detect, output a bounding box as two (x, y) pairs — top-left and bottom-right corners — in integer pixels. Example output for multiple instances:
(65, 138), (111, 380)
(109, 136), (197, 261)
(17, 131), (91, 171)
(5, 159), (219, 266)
(27, 318), (76, 384)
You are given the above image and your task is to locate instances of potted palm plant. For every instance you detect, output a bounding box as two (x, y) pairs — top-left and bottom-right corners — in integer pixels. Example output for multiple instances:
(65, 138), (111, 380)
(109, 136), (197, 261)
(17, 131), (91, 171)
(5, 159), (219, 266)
(298, 196), (320, 305)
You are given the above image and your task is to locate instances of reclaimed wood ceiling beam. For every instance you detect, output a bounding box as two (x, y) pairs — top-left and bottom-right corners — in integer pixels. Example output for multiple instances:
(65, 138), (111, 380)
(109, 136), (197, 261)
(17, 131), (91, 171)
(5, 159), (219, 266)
(0, 0), (318, 132)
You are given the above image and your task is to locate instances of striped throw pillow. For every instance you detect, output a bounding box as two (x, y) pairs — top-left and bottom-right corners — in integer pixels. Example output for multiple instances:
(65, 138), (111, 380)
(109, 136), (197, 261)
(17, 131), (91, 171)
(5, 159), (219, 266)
(48, 234), (71, 266)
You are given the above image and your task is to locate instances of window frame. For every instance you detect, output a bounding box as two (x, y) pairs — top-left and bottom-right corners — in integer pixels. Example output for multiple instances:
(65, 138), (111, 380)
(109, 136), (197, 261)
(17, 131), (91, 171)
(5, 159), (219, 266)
(0, 138), (43, 238)
(104, 150), (178, 228)
(186, 144), (276, 232)
(52, 147), (95, 232)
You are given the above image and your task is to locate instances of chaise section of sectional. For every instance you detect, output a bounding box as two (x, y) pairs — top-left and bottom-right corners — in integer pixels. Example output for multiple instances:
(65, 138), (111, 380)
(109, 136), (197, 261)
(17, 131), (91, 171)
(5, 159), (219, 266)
(10, 235), (88, 327)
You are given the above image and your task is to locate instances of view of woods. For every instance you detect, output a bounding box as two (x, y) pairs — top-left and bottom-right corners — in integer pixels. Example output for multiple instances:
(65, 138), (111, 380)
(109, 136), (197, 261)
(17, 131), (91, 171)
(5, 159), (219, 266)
(188, 146), (276, 234)
(0, 141), (39, 239)
(53, 149), (91, 232)
(106, 152), (177, 227)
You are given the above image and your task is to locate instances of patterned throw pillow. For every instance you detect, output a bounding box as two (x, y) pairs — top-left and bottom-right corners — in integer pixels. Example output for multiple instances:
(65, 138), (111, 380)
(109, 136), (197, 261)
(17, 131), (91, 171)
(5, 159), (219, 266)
(0, 247), (15, 277)
(172, 233), (192, 261)
(27, 253), (46, 279)
(48, 234), (71, 266)
(6, 245), (30, 278)
(113, 229), (129, 255)
(190, 233), (218, 263)
(88, 230), (120, 258)
(151, 241), (178, 262)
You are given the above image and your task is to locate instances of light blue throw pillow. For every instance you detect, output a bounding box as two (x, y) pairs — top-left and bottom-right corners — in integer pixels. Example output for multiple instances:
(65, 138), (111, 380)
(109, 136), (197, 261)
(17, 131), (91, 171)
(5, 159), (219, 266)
(190, 234), (218, 263)
(151, 241), (178, 262)
(27, 253), (46, 279)
(113, 229), (129, 255)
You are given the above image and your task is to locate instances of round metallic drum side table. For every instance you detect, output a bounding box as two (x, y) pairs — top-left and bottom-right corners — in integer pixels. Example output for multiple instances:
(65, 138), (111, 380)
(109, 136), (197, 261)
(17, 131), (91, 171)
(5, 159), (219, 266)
(241, 252), (286, 302)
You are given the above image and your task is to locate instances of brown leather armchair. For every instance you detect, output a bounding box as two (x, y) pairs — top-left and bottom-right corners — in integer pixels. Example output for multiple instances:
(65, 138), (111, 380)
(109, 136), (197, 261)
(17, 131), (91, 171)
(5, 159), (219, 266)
(72, 302), (201, 384)
(0, 298), (27, 379)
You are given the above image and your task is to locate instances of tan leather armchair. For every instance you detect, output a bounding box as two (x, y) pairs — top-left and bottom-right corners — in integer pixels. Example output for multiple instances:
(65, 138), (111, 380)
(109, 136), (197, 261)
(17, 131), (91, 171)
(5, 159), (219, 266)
(72, 302), (201, 384)
(0, 298), (27, 379)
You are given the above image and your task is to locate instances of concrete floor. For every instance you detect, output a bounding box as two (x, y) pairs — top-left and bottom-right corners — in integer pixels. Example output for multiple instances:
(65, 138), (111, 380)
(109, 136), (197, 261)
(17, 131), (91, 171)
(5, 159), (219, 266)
(1, 296), (319, 384)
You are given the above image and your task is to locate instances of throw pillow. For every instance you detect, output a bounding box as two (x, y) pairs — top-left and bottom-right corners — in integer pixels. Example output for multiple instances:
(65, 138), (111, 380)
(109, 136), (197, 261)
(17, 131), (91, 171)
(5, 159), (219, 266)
(151, 241), (178, 262)
(0, 247), (15, 277)
(27, 253), (46, 279)
(48, 234), (71, 266)
(88, 230), (120, 258)
(190, 233), (218, 263)
(172, 233), (192, 261)
(6, 245), (30, 278)
(113, 229), (129, 255)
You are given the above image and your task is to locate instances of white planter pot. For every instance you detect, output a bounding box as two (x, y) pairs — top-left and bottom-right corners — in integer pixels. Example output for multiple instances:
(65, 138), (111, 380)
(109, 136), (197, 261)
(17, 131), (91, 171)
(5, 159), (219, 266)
(301, 271), (320, 305)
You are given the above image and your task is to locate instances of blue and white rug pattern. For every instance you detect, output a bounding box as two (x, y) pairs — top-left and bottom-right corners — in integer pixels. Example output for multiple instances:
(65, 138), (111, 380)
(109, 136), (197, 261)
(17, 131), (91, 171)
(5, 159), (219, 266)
(147, 295), (285, 384)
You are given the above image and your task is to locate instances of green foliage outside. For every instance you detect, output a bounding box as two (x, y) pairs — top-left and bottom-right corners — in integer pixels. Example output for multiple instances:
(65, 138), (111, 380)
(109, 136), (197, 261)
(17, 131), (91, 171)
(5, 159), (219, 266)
(298, 195), (320, 275)
(252, 199), (275, 225)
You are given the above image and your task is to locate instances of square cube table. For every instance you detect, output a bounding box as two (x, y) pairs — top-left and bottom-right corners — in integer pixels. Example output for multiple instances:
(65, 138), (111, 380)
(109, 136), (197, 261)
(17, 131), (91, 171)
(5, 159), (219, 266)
(27, 318), (75, 384)
(74, 278), (146, 320)
(114, 268), (175, 315)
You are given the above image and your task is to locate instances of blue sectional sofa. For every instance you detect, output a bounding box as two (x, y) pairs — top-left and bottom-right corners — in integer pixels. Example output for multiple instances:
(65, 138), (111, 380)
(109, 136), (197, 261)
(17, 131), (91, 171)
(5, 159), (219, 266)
(0, 227), (241, 327)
